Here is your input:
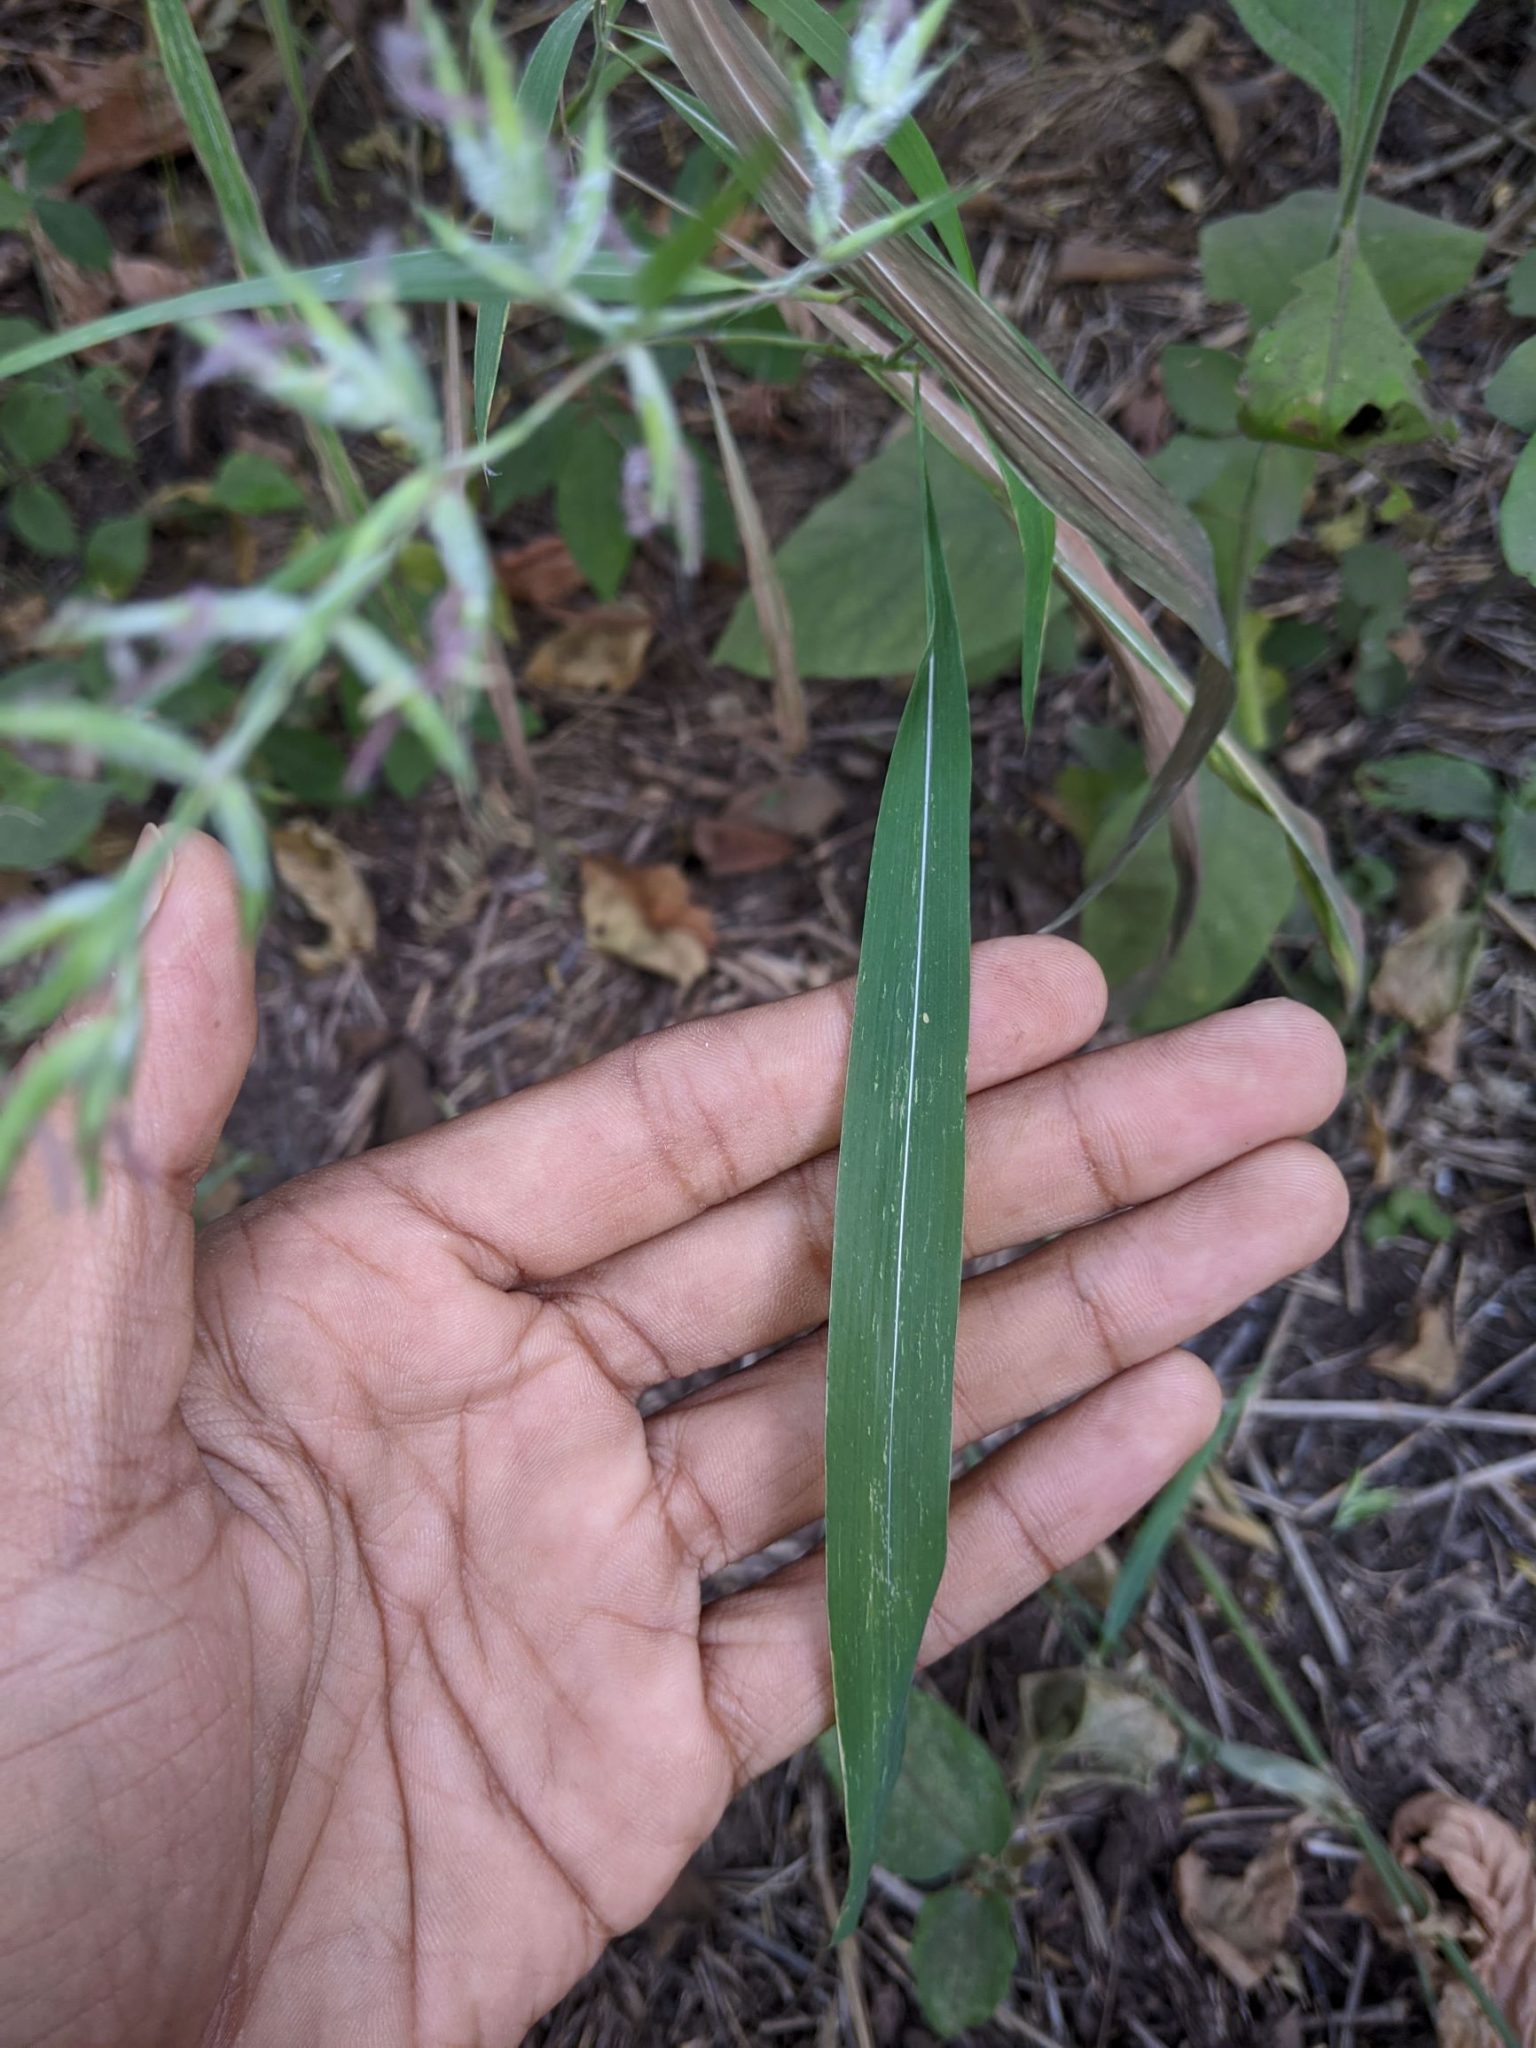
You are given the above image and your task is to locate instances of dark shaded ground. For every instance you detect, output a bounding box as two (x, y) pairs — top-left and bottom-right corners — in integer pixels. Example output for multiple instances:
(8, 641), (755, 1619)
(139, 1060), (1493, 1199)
(4, 0), (1536, 2042)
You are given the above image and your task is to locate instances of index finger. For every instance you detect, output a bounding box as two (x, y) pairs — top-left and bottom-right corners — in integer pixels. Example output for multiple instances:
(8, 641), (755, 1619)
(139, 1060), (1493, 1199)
(363, 937), (1107, 1287)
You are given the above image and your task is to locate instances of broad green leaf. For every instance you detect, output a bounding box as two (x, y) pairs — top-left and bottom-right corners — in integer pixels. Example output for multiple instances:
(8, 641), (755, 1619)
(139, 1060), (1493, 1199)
(1234, 608), (1289, 751)
(1083, 769), (1296, 1030)
(1202, 190), (1485, 329)
(0, 182), (32, 231)
(556, 416), (632, 598)
(1151, 436), (1315, 630)
(909, 1887), (1016, 2038)
(1356, 751), (1499, 822)
(210, 449), (307, 515)
(1, 383), (74, 467)
(34, 196), (112, 272)
(486, 406), (578, 512)
(1340, 539), (1410, 621)
(257, 727), (350, 806)
(1363, 1185), (1458, 1248)
(77, 370), (132, 459)
(9, 478), (78, 557)
(1227, 0), (1476, 178)
(818, 1688), (1012, 1882)
(994, 453), (1055, 735)
(1487, 337), (1536, 431)
(21, 109), (85, 190)
(1161, 344), (1241, 435)
(719, 304), (803, 383)
(744, 0), (974, 284)
(1509, 250), (1536, 319)
(520, 0), (596, 131)
(84, 512), (150, 598)
(717, 431), (1028, 683)
(1499, 436), (1536, 583)
(1240, 240), (1436, 452)
(825, 440), (972, 1937)
(0, 750), (108, 870)
(650, 0), (1227, 657)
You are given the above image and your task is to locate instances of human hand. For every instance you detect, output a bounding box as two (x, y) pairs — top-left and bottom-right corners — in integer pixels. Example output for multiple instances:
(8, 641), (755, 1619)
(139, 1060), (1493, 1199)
(0, 834), (1347, 2046)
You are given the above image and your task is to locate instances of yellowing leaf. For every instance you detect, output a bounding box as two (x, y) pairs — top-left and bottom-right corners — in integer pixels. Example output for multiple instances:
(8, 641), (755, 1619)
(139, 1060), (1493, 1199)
(272, 820), (377, 973)
(526, 605), (652, 695)
(579, 856), (715, 988)
(1368, 1303), (1460, 1398)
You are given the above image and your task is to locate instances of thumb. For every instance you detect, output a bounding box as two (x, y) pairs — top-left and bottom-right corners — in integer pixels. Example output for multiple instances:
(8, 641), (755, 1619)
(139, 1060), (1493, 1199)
(0, 829), (257, 1531)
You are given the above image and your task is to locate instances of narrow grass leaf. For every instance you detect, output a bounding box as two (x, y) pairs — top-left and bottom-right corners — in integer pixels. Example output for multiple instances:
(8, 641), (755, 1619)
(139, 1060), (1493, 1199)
(699, 352), (805, 751)
(994, 450), (1055, 735)
(259, 0), (333, 202)
(745, 0), (974, 282)
(519, 0), (596, 132)
(1098, 1368), (1261, 1656)
(146, 0), (267, 265)
(825, 432), (972, 1938)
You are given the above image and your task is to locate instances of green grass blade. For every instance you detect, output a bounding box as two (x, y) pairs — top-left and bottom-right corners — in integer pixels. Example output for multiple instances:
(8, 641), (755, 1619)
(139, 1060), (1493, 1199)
(259, 0), (333, 202)
(745, 0), (973, 283)
(1097, 1367), (1260, 1657)
(825, 429), (972, 1938)
(994, 451), (1055, 736)
(146, 0), (267, 266)
(470, 0), (597, 438)
(520, 0), (596, 131)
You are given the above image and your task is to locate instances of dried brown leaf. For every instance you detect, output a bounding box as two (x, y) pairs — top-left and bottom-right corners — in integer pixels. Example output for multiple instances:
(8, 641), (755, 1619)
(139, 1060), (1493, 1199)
(1368, 1303), (1460, 1397)
(1014, 1669), (1181, 1794)
(526, 606), (652, 696)
(580, 856), (715, 989)
(1371, 853), (1483, 1066)
(112, 253), (199, 307)
(495, 535), (586, 610)
(29, 52), (189, 186)
(272, 821), (377, 973)
(1176, 1829), (1299, 1991)
(1387, 1793), (1536, 2048)
(692, 815), (798, 876)
(728, 772), (844, 842)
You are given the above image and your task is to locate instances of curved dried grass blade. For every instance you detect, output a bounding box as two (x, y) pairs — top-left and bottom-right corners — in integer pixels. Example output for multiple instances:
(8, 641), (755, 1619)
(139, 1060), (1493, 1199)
(647, 0), (1227, 656)
(825, 430), (971, 1938)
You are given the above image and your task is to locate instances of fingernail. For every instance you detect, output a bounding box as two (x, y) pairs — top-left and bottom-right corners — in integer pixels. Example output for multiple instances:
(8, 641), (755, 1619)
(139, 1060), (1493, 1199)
(135, 821), (174, 928)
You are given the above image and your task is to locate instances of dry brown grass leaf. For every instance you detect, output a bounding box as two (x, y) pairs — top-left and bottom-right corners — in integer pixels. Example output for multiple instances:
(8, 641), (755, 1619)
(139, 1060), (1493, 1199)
(272, 821), (377, 973)
(580, 857), (715, 989)
(496, 535), (587, 610)
(1372, 851), (1483, 1080)
(526, 606), (652, 695)
(1053, 240), (1187, 284)
(29, 53), (189, 186)
(1351, 1794), (1536, 2047)
(1175, 1828), (1300, 1991)
(1369, 1302), (1460, 1397)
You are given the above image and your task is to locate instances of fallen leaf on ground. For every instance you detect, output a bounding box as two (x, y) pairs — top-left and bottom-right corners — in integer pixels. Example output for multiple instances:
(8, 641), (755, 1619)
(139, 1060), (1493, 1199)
(1014, 1669), (1181, 1794)
(1349, 1793), (1536, 2048)
(496, 535), (586, 609)
(31, 233), (113, 333)
(1053, 240), (1186, 284)
(1368, 1302), (1459, 1397)
(1176, 1828), (1299, 1990)
(692, 815), (798, 876)
(526, 606), (651, 695)
(580, 856), (715, 988)
(28, 53), (189, 186)
(728, 772), (845, 842)
(1371, 851), (1483, 1079)
(112, 252), (199, 307)
(272, 820), (377, 972)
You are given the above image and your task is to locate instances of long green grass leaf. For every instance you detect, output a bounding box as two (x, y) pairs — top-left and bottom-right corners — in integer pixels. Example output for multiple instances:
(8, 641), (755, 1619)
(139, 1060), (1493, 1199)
(825, 429), (972, 1938)
(259, 0), (333, 202)
(146, 0), (267, 265)
(649, 0), (1227, 656)
(744, 0), (974, 283)
(520, 0), (596, 130)
(0, 248), (739, 385)
(993, 451), (1055, 735)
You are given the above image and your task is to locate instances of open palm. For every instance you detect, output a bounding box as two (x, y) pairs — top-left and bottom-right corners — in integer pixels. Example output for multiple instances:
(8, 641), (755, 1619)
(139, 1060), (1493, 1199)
(0, 836), (1347, 2046)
